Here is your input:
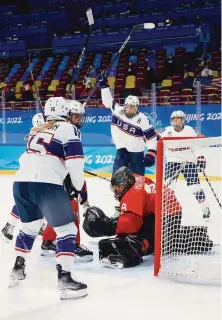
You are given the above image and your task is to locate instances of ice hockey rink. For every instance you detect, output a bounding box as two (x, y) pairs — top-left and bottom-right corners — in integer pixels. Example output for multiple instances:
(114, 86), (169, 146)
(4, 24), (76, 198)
(0, 174), (221, 320)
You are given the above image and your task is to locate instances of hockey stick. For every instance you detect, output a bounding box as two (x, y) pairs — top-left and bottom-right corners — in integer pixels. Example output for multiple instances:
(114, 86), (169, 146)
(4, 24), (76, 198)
(83, 22), (155, 107)
(84, 170), (110, 182)
(66, 8), (94, 99)
(201, 170), (222, 208)
(29, 53), (46, 121)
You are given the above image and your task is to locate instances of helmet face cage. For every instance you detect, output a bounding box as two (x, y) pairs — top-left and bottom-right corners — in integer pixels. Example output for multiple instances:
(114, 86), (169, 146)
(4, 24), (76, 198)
(69, 111), (85, 128)
(170, 111), (185, 130)
(67, 101), (85, 128)
(111, 166), (135, 200)
(124, 95), (140, 118)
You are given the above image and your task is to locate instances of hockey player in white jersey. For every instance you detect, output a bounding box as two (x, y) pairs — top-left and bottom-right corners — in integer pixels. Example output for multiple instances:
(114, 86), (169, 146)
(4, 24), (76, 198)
(160, 110), (210, 219)
(100, 76), (157, 175)
(9, 97), (88, 300)
(40, 100), (93, 262)
(1, 112), (46, 241)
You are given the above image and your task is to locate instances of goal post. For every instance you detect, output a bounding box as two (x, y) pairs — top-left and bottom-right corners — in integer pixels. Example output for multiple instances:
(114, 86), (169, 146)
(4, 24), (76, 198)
(154, 136), (222, 285)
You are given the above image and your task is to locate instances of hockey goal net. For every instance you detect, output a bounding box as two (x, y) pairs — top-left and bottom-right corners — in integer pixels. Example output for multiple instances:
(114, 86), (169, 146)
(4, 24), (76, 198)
(154, 136), (221, 285)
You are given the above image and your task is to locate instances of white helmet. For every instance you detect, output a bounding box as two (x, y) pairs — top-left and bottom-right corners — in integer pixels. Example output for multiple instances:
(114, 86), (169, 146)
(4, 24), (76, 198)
(44, 97), (68, 121)
(124, 95), (140, 108)
(170, 110), (185, 119)
(66, 100), (85, 128)
(124, 95), (140, 118)
(170, 110), (185, 130)
(32, 113), (45, 128)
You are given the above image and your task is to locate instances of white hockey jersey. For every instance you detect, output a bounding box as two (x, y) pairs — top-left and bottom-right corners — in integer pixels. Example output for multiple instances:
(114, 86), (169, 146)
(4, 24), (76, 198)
(159, 125), (198, 163)
(101, 87), (157, 152)
(15, 121), (84, 191)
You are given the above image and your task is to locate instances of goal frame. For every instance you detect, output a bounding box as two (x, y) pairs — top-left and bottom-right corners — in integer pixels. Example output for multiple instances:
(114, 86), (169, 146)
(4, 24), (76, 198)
(154, 136), (209, 277)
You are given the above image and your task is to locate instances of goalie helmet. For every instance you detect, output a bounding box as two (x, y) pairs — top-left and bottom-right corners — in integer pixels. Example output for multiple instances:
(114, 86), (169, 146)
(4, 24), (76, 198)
(170, 110), (185, 130)
(44, 97), (69, 121)
(111, 166), (135, 200)
(32, 113), (45, 128)
(124, 95), (140, 118)
(66, 100), (85, 128)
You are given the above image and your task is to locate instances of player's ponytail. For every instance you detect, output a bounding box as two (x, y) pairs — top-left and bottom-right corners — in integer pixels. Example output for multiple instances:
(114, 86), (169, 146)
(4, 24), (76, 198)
(24, 121), (57, 140)
(30, 121), (57, 133)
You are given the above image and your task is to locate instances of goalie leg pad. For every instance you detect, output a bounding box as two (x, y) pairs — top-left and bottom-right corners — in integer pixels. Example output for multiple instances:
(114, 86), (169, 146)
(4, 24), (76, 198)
(99, 235), (150, 268)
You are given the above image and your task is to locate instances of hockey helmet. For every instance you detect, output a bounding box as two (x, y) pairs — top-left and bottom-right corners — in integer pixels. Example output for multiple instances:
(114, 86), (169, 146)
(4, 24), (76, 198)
(170, 110), (185, 130)
(124, 95), (140, 118)
(111, 166), (135, 200)
(44, 97), (69, 121)
(32, 113), (45, 128)
(66, 100), (85, 128)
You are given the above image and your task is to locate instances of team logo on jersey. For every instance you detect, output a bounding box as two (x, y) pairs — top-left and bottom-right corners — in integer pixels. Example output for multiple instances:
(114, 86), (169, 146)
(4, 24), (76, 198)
(167, 131), (172, 137)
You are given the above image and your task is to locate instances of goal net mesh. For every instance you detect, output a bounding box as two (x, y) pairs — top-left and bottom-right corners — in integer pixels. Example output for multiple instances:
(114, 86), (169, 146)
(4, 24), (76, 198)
(154, 137), (221, 285)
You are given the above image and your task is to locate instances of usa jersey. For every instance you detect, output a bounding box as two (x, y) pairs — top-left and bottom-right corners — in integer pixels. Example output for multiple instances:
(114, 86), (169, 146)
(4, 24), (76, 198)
(159, 125), (197, 163)
(15, 121), (84, 191)
(101, 87), (157, 152)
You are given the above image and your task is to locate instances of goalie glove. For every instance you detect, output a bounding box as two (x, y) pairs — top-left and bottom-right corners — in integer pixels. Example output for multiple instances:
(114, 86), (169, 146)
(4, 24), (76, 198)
(83, 206), (117, 237)
(144, 150), (156, 167)
(197, 156), (206, 172)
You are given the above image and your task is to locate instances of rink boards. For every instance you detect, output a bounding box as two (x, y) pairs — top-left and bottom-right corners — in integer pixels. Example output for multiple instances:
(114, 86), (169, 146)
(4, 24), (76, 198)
(0, 143), (221, 181)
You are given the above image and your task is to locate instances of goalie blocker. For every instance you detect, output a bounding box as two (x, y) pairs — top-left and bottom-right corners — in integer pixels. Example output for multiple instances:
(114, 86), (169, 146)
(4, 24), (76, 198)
(83, 167), (213, 269)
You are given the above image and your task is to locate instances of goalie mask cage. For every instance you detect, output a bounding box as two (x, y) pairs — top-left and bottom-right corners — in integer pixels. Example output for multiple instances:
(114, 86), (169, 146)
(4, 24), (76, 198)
(154, 136), (221, 285)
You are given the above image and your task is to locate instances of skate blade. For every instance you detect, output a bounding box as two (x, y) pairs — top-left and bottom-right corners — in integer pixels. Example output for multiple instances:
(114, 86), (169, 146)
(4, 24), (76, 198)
(100, 258), (124, 269)
(59, 289), (88, 300)
(8, 277), (21, 288)
(0, 233), (13, 243)
(74, 255), (94, 263)
(40, 250), (55, 257)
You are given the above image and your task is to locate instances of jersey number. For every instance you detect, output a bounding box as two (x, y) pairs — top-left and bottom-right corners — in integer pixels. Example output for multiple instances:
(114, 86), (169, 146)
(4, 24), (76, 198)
(28, 132), (54, 155)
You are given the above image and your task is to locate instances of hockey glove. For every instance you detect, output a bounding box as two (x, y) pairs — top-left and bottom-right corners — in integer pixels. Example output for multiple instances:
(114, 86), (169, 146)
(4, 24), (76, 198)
(64, 174), (88, 203)
(144, 150), (156, 167)
(197, 156), (206, 172)
(83, 206), (117, 237)
(98, 71), (108, 88)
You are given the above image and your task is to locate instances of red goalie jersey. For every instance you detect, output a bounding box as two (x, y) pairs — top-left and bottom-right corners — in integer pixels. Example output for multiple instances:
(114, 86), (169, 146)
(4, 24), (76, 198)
(116, 174), (181, 235)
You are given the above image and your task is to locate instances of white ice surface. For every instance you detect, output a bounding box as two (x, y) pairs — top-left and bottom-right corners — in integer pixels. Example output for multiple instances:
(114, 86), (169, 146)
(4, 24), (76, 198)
(0, 175), (221, 320)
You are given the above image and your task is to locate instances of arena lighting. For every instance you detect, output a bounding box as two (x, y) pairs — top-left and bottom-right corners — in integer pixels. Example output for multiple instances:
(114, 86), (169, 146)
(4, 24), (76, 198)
(143, 23), (156, 29)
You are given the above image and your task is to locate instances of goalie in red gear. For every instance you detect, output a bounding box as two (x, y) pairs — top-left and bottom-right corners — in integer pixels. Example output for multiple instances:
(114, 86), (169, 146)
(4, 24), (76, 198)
(83, 167), (213, 268)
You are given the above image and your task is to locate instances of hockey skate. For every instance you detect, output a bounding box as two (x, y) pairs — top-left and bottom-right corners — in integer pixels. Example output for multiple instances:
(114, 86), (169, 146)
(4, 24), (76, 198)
(40, 240), (56, 257)
(1, 222), (15, 241)
(9, 256), (26, 288)
(57, 264), (88, 300)
(75, 244), (94, 262)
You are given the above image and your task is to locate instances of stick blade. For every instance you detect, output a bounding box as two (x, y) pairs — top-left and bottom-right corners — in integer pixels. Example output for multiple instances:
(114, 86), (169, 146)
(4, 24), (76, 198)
(86, 8), (94, 26)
